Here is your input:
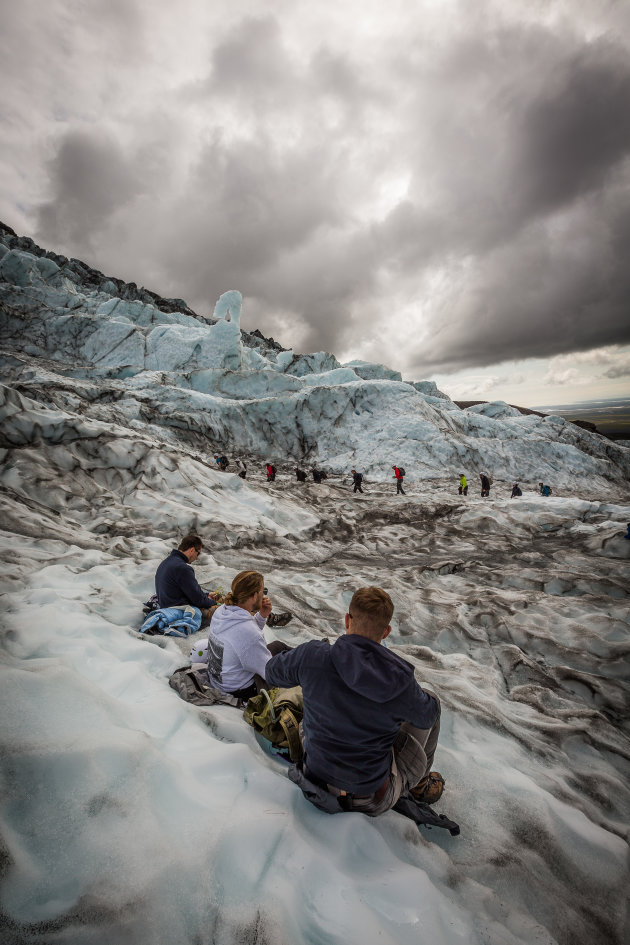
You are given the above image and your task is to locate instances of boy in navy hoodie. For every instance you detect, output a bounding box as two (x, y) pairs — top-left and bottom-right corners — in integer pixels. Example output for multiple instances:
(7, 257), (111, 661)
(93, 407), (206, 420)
(266, 586), (444, 815)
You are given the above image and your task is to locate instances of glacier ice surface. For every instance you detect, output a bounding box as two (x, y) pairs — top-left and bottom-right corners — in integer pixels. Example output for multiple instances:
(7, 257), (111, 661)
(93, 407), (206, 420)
(0, 226), (629, 945)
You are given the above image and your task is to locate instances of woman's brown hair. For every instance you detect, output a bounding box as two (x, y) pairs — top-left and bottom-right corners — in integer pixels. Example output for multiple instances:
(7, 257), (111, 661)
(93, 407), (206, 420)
(224, 570), (264, 607)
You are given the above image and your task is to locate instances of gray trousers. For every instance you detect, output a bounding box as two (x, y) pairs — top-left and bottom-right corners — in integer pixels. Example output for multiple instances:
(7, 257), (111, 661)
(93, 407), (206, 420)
(313, 692), (441, 817)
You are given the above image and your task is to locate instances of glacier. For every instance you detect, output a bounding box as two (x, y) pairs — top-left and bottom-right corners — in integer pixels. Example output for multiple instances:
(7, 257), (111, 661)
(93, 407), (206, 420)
(1, 222), (629, 489)
(0, 222), (629, 945)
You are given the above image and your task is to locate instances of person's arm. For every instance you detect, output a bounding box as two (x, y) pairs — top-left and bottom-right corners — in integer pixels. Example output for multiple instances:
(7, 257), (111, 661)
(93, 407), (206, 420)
(405, 680), (440, 729)
(178, 563), (214, 610)
(265, 643), (309, 688)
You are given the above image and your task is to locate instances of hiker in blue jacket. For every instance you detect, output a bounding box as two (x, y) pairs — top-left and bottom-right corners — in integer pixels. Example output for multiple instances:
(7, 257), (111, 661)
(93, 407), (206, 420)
(266, 586), (444, 815)
(155, 535), (218, 626)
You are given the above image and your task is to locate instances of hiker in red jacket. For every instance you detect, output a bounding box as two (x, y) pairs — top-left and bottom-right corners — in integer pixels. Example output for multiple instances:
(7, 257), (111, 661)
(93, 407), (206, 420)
(392, 465), (406, 495)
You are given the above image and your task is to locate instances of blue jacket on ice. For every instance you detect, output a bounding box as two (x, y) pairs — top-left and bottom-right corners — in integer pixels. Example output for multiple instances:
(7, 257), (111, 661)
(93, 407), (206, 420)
(266, 634), (438, 795)
(139, 605), (202, 637)
(155, 549), (214, 610)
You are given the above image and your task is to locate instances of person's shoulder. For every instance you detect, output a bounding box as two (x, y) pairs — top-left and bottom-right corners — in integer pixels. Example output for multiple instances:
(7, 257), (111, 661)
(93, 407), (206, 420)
(306, 638), (331, 651)
(167, 549), (186, 561)
(290, 638), (332, 661)
(159, 549), (181, 567)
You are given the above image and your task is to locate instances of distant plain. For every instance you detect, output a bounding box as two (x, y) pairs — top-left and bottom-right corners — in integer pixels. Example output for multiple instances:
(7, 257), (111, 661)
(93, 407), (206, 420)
(536, 397), (630, 440)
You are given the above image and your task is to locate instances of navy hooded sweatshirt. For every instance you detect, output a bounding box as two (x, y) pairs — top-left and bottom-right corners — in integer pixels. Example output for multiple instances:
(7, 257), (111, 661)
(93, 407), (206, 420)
(265, 634), (438, 795)
(154, 550), (214, 610)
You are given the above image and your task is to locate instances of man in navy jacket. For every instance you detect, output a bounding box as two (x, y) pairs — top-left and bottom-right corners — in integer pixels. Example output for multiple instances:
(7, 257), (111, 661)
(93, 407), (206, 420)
(155, 535), (217, 622)
(265, 586), (443, 815)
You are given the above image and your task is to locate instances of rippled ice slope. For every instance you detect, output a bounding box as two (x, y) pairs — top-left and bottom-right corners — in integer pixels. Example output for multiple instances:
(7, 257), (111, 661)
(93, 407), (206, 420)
(1, 419), (628, 944)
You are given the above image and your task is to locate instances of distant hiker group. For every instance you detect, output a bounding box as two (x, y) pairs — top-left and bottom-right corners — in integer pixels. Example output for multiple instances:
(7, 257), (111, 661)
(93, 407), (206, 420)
(211, 450), (554, 501)
(349, 466), (405, 495)
(458, 472), (492, 497)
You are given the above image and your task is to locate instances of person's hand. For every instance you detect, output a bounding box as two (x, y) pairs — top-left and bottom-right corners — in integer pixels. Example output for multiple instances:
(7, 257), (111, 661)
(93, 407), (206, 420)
(209, 592), (219, 601)
(259, 595), (273, 619)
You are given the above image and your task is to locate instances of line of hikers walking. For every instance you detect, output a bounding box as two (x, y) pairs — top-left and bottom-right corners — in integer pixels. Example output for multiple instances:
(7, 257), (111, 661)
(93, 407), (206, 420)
(214, 453), (553, 499)
(214, 454), (328, 485)
(458, 473), (553, 498)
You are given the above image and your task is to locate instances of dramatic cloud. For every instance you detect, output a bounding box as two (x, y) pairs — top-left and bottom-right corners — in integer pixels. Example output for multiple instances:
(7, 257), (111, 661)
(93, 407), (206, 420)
(1, 0), (629, 381)
(38, 129), (144, 249)
(544, 346), (630, 384)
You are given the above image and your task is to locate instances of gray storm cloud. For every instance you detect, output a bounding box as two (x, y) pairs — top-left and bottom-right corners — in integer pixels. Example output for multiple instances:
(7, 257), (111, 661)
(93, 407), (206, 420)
(1, 1), (628, 372)
(39, 130), (143, 250)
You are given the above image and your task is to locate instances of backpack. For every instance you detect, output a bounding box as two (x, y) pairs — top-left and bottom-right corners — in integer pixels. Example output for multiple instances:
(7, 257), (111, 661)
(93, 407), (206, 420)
(243, 686), (304, 762)
(487, 476), (493, 486)
(398, 467), (406, 477)
(271, 465), (276, 475)
(542, 485), (552, 496)
(142, 594), (159, 615)
(219, 456), (229, 470)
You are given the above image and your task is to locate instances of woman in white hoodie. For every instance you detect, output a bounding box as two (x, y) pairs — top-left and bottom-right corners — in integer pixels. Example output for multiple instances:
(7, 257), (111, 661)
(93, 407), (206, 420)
(207, 570), (289, 700)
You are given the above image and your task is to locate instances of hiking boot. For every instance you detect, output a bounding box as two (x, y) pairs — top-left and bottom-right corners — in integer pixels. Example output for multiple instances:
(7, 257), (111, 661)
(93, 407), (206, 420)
(267, 612), (293, 628)
(410, 772), (445, 805)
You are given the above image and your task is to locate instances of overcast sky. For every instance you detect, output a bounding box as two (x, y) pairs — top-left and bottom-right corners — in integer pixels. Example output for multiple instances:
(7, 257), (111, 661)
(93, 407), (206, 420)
(1, 0), (629, 406)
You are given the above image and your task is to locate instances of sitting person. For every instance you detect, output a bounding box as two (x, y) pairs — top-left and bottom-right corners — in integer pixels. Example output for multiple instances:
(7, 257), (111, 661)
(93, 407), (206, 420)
(511, 481), (522, 498)
(265, 586), (444, 816)
(155, 535), (218, 627)
(207, 570), (290, 701)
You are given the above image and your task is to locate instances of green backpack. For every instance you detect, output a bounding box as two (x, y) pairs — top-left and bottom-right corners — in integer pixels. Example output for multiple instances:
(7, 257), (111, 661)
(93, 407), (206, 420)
(243, 686), (304, 762)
